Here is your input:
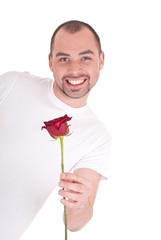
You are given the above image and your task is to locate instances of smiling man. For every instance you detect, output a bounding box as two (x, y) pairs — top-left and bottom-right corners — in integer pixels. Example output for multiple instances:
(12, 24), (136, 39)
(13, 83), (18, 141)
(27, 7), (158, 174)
(0, 20), (111, 239)
(49, 23), (104, 107)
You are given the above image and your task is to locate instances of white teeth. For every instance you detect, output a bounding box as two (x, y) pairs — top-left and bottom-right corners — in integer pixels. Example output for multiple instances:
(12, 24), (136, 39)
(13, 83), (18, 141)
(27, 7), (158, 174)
(67, 79), (85, 85)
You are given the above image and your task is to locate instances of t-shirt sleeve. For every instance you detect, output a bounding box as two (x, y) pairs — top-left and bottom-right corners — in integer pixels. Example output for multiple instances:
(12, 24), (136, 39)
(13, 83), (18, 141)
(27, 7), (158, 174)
(0, 71), (19, 104)
(73, 131), (111, 180)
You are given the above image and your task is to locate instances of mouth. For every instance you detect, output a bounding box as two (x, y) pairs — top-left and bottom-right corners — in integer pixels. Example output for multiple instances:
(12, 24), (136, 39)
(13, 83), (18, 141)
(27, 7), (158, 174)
(61, 75), (90, 98)
(66, 77), (87, 86)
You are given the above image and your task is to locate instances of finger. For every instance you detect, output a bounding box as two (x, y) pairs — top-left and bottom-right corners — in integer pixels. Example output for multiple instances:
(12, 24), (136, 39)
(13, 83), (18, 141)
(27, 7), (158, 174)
(60, 172), (89, 186)
(58, 189), (87, 202)
(59, 180), (89, 194)
(60, 198), (85, 209)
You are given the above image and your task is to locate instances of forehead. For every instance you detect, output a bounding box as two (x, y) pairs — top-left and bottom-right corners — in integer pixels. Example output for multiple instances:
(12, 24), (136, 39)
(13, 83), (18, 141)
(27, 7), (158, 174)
(52, 28), (98, 54)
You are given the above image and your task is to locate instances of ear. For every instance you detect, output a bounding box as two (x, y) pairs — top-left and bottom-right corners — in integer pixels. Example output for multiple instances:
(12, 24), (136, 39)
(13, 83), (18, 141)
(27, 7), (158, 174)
(99, 51), (105, 70)
(48, 54), (53, 72)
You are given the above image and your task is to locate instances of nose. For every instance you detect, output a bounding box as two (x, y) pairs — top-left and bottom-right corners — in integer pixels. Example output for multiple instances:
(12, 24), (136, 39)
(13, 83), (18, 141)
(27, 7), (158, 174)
(67, 61), (83, 76)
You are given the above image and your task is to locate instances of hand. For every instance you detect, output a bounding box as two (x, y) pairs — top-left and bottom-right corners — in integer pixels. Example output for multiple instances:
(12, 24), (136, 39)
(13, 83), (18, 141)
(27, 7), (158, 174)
(58, 172), (91, 209)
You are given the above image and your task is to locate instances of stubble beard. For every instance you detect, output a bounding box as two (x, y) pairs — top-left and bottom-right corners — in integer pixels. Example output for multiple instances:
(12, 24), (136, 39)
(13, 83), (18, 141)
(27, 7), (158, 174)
(54, 73), (92, 99)
(56, 81), (91, 99)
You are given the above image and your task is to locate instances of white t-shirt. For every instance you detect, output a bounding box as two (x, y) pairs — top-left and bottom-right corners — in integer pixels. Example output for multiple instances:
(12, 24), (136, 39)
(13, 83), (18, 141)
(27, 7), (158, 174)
(0, 71), (111, 240)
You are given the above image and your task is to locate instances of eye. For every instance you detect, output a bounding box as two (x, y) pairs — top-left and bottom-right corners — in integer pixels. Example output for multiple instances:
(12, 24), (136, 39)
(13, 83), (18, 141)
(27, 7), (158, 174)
(82, 56), (91, 61)
(60, 57), (69, 62)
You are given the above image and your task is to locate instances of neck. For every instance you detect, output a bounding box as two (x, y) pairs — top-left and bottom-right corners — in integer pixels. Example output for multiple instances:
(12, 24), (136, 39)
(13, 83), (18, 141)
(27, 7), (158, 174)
(53, 84), (88, 108)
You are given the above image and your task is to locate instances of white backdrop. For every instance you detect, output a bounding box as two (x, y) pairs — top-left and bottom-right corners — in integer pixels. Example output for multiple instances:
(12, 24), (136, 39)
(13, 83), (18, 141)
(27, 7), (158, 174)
(0, 0), (161, 239)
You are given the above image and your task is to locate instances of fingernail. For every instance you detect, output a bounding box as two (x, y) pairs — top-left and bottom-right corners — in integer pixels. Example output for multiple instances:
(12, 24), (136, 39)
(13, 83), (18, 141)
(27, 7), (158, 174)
(60, 199), (66, 204)
(59, 181), (64, 187)
(58, 189), (63, 195)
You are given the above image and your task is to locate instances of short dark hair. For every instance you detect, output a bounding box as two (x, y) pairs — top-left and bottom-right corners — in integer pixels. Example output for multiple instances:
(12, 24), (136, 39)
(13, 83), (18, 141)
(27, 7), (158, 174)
(50, 20), (102, 56)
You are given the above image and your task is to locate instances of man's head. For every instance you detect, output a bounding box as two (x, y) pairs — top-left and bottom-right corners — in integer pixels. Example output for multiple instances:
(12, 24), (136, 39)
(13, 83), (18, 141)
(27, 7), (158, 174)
(50, 20), (102, 56)
(49, 20), (104, 108)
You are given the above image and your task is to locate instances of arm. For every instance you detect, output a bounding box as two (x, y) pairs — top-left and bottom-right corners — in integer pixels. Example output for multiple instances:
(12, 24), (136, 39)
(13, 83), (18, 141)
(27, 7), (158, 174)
(58, 168), (101, 232)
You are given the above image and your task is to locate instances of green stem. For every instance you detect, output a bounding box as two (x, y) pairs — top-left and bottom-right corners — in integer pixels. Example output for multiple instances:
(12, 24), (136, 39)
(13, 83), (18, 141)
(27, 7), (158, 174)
(60, 136), (67, 240)
(60, 136), (64, 173)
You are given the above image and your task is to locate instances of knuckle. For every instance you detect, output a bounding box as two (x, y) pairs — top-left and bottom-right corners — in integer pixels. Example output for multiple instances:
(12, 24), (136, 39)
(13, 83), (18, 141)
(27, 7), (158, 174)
(68, 191), (79, 202)
(63, 191), (69, 198)
(77, 184), (84, 192)
(74, 193), (81, 201)
(64, 181), (69, 189)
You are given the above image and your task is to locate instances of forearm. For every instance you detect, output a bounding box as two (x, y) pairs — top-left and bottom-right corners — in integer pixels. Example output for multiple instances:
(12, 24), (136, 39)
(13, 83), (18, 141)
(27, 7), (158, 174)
(66, 201), (93, 232)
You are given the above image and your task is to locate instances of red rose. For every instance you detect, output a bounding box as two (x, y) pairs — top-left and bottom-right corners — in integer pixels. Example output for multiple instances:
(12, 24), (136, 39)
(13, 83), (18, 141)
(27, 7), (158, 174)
(41, 114), (72, 139)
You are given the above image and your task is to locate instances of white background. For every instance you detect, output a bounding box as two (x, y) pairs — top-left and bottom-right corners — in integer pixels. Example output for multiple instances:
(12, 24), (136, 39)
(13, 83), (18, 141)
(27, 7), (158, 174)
(0, 0), (161, 239)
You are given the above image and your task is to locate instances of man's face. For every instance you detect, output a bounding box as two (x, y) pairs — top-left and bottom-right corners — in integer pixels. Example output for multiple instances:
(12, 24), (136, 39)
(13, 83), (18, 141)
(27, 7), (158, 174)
(49, 27), (104, 101)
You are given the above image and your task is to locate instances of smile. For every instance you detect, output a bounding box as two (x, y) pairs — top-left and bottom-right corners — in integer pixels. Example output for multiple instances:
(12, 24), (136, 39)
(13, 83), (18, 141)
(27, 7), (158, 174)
(67, 78), (86, 85)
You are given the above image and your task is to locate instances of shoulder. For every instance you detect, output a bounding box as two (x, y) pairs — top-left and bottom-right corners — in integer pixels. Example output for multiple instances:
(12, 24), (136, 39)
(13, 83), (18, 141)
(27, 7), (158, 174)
(18, 72), (53, 91)
(0, 71), (20, 84)
(0, 71), (53, 103)
(84, 106), (111, 152)
(0, 71), (52, 85)
(72, 105), (111, 151)
(81, 105), (111, 139)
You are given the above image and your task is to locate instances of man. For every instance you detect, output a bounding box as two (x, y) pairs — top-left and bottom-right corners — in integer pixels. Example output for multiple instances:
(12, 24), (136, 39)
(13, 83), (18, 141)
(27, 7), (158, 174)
(0, 20), (111, 239)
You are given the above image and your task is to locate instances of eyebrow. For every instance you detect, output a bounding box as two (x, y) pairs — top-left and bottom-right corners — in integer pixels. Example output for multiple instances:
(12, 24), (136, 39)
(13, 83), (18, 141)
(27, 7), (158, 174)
(79, 50), (94, 55)
(56, 52), (70, 57)
(56, 50), (94, 57)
